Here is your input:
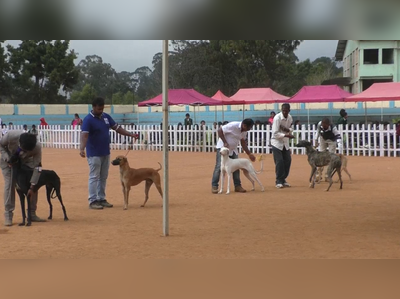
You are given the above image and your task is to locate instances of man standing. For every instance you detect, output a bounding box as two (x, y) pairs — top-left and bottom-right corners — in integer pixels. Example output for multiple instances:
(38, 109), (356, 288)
(211, 118), (256, 194)
(1, 132), (46, 226)
(314, 117), (342, 181)
(271, 103), (294, 189)
(80, 97), (139, 210)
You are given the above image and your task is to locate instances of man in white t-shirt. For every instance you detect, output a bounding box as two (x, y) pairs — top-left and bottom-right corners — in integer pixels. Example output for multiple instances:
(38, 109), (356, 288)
(271, 103), (294, 189)
(211, 118), (255, 194)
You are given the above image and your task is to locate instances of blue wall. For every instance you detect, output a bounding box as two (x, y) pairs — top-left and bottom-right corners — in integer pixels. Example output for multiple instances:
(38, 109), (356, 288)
(2, 104), (400, 127)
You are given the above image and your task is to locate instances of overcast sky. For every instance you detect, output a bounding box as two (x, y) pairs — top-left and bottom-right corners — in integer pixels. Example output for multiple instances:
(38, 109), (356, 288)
(6, 40), (339, 73)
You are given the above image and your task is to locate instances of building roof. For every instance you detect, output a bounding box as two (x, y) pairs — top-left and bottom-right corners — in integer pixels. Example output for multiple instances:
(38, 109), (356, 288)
(335, 40), (347, 61)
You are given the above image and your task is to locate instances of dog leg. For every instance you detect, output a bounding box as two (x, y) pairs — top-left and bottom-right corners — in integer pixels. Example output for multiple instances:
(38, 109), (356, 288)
(343, 167), (352, 180)
(242, 169), (255, 191)
(338, 167), (343, 189)
(153, 176), (163, 207)
(226, 173), (231, 195)
(123, 185), (130, 210)
(26, 194), (32, 226)
(249, 171), (265, 192)
(218, 170), (225, 194)
(242, 169), (256, 191)
(142, 179), (153, 207)
(309, 167), (317, 188)
(46, 185), (53, 220)
(55, 192), (69, 221)
(17, 190), (26, 226)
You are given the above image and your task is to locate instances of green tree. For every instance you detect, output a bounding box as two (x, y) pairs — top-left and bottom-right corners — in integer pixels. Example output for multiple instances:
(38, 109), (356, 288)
(0, 41), (11, 102)
(7, 40), (79, 104)
(305, 57), (343, 86)
(69, 83), (96, 104)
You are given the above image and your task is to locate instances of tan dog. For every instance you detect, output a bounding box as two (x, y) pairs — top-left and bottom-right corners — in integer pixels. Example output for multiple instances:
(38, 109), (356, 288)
(111, 155), (163, 210)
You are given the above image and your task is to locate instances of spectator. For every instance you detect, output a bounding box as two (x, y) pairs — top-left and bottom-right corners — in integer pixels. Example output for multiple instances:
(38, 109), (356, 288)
(22, 124), (29, 133)
(71, 113), (83, 128)
(28, 124), (38, 136)
(1, 123), (8, 136)
(268, 111), (276, 124)
(184, 113), (193, 127)
(79, 97), (139, 210)
(271, 104), (294, 189)
(39, 118), (49, 128)
(211, 118), (256, 194)
(337, 109), (348, 126)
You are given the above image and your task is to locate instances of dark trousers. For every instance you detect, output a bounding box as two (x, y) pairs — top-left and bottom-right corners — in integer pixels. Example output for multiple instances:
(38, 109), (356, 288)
(271, 146), (291, 185)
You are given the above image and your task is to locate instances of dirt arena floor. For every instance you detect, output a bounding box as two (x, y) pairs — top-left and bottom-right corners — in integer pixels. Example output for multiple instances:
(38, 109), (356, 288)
(1, 148), (400, 259)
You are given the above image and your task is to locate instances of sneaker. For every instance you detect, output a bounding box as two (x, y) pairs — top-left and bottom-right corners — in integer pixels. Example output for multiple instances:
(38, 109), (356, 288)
(283, 182), (291, 187)
(234, 186), (247, 193)
(275, 184), (284, 189)
(98, 200), (113, 208)
(211, 186), (219, 194)
(89, 202), (104, 210)
(4, 219), (12, 227)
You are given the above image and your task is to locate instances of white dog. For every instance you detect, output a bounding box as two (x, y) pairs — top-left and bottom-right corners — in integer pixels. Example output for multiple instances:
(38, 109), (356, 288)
(218, 147), (265, 194)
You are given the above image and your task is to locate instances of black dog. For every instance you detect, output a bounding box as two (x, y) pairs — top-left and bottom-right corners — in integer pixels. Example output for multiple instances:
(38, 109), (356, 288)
(8, 155), (69, 226)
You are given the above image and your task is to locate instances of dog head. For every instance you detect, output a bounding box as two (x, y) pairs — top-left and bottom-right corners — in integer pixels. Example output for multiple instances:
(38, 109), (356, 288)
(219, 147), (229, 156)
(111, 155), (128, 166)
(295, 140), (312, 148)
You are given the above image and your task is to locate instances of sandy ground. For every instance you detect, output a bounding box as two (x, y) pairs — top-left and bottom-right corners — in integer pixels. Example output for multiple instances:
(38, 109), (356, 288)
(1, 148), (400, 259)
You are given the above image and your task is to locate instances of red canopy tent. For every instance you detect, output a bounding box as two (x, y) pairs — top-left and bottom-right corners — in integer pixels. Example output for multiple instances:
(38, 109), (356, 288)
(344, 82), (400, 122)
(138, 89), (223, 124)
(230, 88), (289, 104)
(138, 89), (223, 106)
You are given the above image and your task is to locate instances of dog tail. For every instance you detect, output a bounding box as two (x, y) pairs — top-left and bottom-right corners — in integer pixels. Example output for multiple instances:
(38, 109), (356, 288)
(156, 162), (162, 172)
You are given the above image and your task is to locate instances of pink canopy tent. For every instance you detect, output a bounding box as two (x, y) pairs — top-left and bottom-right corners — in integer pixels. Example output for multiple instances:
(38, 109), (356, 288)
(138, 89), (223, 124)
(345, 82), (400, 122)
(345, 82), (400, 102)
(138, 89), (223, 106)
(211, 90), (246, 122)
(278, 85), (353, 124)
(230, 88), (289, 104)
(283, 85), (353, 103)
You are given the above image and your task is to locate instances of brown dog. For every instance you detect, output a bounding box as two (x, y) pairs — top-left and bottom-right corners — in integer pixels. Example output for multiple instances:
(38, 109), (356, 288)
(111, 155), (163, 210)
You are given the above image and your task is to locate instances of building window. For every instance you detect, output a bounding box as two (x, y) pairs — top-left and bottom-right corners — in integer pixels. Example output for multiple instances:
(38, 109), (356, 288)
(363, 49), (379, 64)
(382, 49), (394, 64)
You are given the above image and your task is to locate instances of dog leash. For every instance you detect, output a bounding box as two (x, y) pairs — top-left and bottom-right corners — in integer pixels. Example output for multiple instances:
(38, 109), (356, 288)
(124, 133), (139, 157)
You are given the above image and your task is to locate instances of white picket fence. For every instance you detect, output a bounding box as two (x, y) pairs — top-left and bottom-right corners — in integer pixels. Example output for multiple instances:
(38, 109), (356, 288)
(3, 124), (400, 157)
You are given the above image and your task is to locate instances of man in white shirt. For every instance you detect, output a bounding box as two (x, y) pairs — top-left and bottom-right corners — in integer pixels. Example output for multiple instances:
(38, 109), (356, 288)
(211, 118), (256, 194)
(271, 104), (294, 189)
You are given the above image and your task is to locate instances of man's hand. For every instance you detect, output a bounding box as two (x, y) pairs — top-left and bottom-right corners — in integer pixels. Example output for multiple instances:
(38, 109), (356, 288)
(223, 142), (229, 148)
(285, 134), (295, 139)
(79, 149), (86, 158)
(248, 153), (256, 162)
(131, 133), (139, 139)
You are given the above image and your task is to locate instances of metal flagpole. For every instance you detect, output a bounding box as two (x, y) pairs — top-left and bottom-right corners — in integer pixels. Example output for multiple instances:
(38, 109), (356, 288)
(162, 40), (169, 236)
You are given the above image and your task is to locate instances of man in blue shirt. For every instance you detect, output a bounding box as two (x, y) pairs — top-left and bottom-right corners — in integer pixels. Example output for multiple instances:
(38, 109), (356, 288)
(80, 97), (139, 210)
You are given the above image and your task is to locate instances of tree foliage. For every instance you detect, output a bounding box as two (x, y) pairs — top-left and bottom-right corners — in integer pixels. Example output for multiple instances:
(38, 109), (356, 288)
(6, 40), (78, 103)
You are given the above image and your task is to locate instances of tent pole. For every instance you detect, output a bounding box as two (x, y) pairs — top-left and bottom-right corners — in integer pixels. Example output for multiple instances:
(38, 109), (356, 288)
(162, 40), (169, 237)
(365, 102), (367, 125)
(242, 104), (244, 120)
